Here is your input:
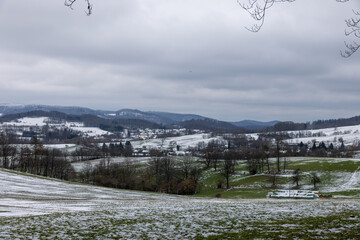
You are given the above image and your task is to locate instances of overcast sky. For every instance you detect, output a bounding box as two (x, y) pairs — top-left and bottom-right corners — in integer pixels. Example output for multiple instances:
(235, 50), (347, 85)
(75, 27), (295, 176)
(0, 0), (359, 122)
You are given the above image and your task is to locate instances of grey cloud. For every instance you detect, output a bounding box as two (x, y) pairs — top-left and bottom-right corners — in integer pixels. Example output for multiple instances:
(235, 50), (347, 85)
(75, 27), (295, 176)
(0, 0), (359, 122)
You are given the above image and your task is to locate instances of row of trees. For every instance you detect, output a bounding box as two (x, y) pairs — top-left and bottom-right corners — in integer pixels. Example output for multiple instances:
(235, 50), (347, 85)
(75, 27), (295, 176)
(70, 141), (134, 162)
(198, 135), (355, 190)
(1, 129), (352, 194)
(0, 133), (75, 180)
(79, 155), (202, 195)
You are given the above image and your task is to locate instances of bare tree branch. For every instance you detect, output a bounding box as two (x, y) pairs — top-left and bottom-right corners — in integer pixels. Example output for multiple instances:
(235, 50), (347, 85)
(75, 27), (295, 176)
(64, 0), (92, 16)
(239, 0), (359, 57)
(342, 9), (360, 57)
(238, 0), (295, 32)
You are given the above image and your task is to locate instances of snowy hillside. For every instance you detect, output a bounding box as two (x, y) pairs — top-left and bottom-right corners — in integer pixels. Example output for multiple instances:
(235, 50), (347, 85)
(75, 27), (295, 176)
(0, 117), (110, 137)
(284, 125), (360, 146)
(0, 169), (180, 217)
(131, 133), (226, 151)
(249, 124), (360, 147)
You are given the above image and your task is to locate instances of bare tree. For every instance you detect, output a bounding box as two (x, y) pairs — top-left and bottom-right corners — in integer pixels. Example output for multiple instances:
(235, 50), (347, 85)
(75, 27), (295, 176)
(65, 0), (92, 15)
(310, 172), (321, 189)
(342, 8), (360, 57)
(201, 140), (222, 170)
(267, 169), (279, 188)
(178, 156), (195, 180)
(222, 151), (237, 189)
(238, 0), (295, 32)
(292, 168), (301, 188)
(275, 136), (283, 173)
(0, 132), (12, 168)
(239, 0), (360, 56)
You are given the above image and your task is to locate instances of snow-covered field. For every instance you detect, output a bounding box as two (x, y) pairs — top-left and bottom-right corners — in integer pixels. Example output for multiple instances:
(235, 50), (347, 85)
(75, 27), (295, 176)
(4, 117), (49, 127)
(71, 157), (151, 172)
(248, 124), (360, 147)
(0, 117), (110, 137)
(43, 144), (77, 149)
(1, 169), (359, 239)
(286, 125), (360, 146)
(132, 133), (225, 151)
(0, 169), (180, 218)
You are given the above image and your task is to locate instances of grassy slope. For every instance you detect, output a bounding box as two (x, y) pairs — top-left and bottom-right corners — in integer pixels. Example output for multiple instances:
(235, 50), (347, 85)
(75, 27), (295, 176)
(194, 157), (360, 199)
(1, 165), (360, 239)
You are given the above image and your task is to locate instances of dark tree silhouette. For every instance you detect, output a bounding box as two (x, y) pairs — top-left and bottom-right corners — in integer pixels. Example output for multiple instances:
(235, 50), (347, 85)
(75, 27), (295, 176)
(310, 173), (321, 189)
(292, 168), (301, 188)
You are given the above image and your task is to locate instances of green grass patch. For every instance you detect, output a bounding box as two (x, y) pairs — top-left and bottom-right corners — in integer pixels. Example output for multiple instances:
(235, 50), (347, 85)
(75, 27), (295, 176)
(232, 174), (268, 186)
(325, 190), (360, 197)
(287, 158), (360, 172)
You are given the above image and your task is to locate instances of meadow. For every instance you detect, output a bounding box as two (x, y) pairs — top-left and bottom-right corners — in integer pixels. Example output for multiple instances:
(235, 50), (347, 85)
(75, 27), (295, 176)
(1, 156), (360, 239)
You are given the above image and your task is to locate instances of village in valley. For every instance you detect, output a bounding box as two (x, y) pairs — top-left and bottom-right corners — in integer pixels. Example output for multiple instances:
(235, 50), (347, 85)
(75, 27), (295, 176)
(1, 108), (360, 238)
(1, 0), (360, 238)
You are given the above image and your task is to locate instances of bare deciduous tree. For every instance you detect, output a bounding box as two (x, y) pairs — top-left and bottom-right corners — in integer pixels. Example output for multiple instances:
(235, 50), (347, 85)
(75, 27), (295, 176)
(310, 172), (321, 189)
(267, 169), (279, 188)
(292, 168), (301, 188)
(275, 136), (283, 173)
(65, 0), (92, 16)
(238, 0), (295, 32)
(222, 151), (237, 189)
(342, 9), (360, 57)
(239, 0), (359, 57)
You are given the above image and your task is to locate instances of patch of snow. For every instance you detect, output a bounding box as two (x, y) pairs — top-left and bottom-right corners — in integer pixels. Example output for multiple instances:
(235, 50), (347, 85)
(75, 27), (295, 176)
(341, 167), (360, 190)
(132, 133), (225, 150)
(70, 127), (110, 136)
(4, 117), (49, 126)
(71, 157), (150, 172)
(65, 122), (84, 127)
(249, 124), (360, 147)
(44, 144), (77, 149)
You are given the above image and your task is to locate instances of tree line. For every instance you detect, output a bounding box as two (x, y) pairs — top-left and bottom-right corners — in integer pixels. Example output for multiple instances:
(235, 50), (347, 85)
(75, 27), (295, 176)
(79, 151), (202, 195)
(0, 133), (74, 180)
(1, 129), (357, 195)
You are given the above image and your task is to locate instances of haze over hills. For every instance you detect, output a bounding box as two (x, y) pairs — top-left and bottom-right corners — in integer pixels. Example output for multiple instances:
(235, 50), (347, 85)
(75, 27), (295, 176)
(112, 109), (207, 125)
(4, 103), (360, 132)
(0, 103), (106, 116)
(0, 104), (276, 130)
(232, 120), (280, 130)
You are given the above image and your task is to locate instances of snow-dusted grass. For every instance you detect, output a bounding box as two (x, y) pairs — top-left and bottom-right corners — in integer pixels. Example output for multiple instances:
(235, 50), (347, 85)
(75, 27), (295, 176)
(0, 169), (359, 239)
(0, 169), (181, 218)
(197, 157), (360, 199)
(71, 156), (360, 198)
(71, 157), (150, 172)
